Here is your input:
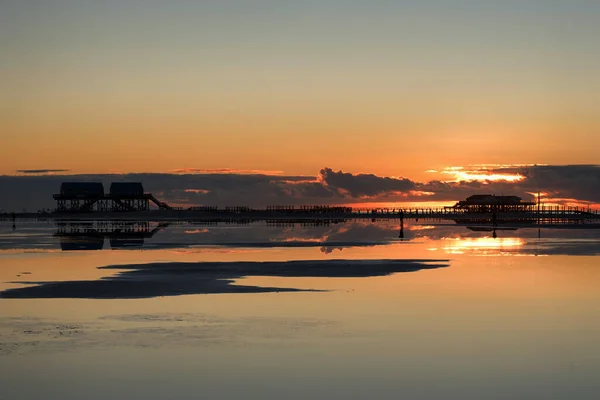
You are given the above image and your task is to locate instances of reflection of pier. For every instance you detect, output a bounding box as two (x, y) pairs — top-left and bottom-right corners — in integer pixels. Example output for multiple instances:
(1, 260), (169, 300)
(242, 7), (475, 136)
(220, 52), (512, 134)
(44, 207), (599, 222)
(467, 226), (517, 232)
(185, 218), (348, 227)
(55, 221), (169, 250)
(266, 219), (347, 227)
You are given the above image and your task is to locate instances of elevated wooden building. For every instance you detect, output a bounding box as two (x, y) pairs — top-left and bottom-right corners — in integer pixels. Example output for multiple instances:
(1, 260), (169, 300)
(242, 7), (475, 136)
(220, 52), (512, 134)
(53, 182), (171, 212)
(451, 194), (536, 213)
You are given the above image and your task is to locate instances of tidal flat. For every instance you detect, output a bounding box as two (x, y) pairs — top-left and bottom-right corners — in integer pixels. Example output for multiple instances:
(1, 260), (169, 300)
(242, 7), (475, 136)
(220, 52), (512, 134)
(1, 219), (599, 399)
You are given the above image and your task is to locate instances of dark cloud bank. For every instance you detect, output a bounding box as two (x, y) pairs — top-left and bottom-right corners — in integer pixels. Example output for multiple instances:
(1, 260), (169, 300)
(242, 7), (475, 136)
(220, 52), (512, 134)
(1, 165), (599, 212)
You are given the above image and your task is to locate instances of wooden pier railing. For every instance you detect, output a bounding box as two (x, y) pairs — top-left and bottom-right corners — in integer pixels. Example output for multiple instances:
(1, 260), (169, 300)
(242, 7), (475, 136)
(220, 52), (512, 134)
(4, 204), (600, 221)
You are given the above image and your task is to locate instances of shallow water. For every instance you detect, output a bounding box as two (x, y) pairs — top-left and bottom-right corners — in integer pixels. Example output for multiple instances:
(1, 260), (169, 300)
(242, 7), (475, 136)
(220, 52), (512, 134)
(1, 219), (600, 399)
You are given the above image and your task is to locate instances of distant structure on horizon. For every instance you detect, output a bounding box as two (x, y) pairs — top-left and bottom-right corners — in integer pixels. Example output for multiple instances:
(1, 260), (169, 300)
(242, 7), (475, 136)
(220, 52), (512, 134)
(47, 182), (597, 220)
(451, 194), (536, 213)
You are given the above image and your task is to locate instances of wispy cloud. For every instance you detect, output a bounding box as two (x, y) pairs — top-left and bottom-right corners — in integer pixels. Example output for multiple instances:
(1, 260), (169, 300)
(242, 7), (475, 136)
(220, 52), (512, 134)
(16, 169), (70, 174)
(169, 168), (284, 175)
(184, 189), (211, 194)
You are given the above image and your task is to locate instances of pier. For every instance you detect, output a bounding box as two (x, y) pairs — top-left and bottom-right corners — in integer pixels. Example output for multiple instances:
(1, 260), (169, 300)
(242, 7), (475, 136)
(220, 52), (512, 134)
(48, 190), (600, 222)
(1, 185), (598, 226)
(5, 206), (599, 223)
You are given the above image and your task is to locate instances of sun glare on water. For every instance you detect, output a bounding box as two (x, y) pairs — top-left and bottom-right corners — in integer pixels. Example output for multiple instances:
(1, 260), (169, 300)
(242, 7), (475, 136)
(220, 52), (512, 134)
(442, 237), (525, 255)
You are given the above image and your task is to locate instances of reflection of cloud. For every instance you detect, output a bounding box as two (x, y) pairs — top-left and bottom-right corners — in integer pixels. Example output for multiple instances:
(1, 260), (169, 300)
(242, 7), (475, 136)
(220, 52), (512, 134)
(528, 238), (600, 256)
(320, 246), (349, 254)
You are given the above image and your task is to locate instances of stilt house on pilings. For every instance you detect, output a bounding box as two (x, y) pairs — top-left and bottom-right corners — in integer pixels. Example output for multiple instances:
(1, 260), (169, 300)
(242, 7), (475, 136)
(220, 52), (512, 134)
(450, 194), (536, 213)
(53, 182), (171, 212)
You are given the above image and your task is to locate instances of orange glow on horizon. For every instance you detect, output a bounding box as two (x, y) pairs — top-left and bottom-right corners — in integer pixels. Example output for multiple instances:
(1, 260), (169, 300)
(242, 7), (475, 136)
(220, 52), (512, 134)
(443, 170), (525, 183)
(340, 201), (455, 209)
(439, 164), (532, 183)
(452, 172), (525, 182)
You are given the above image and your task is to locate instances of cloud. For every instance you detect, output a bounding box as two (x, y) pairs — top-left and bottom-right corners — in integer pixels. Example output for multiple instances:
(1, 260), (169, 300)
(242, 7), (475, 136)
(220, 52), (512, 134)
(0, 165), (598, 212)
(318, 168), (416, 197)
(169, 168), (284, 175)
(184, 189), (211, 194)
(516, 165), (600, 202)
(16, 169), (70, 174)
(463, 164), (600, 204)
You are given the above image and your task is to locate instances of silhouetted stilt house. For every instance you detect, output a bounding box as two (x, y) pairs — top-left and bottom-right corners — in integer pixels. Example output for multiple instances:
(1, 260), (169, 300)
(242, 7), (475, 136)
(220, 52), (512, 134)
(109, 182), (149, 211)
(53, 182), (171, 212)
(54, 182), (106, 212)
(451, 194), (536, 213)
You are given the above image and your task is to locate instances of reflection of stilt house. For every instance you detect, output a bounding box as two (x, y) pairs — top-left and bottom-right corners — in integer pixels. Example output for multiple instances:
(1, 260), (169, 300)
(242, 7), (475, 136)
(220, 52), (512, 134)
(55, 221), (169, 250)
(452, 195), (536, 213)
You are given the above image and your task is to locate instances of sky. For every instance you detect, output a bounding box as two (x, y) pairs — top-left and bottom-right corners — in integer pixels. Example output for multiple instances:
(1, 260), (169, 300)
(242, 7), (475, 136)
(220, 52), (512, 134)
(2, 0), (600, 180)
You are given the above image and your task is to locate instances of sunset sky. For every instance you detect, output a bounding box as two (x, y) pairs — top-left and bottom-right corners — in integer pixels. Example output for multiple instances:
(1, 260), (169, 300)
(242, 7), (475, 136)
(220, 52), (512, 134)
(2, 0), (600, 180)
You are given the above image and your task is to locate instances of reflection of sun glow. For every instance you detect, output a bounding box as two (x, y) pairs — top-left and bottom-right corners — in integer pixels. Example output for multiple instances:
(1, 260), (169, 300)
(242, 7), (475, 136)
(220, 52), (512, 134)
(184, 229), (209, 234)
(409, 225), (435, 231)
(442, 237), (524, 255)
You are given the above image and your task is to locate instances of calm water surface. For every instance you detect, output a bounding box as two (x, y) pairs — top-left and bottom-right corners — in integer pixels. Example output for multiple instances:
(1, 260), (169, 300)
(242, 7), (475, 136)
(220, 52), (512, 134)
(1, 219), (599, 399)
